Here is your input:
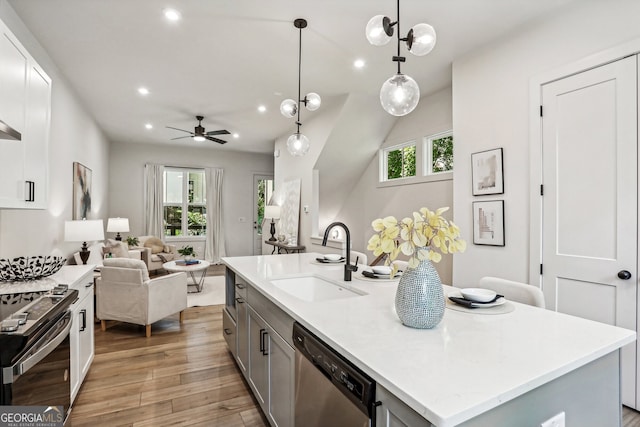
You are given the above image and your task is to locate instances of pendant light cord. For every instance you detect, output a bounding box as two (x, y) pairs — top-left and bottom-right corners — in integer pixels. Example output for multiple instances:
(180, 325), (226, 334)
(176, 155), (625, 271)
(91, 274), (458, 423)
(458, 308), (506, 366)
(396, 0), (401, 74)
(296, 23), (302, 134)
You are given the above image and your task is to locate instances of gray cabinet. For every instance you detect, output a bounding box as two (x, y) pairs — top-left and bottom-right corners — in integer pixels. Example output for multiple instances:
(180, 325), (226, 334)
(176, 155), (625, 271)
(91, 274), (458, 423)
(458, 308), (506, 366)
(223, 267), (294, 427)
(376, 384), (433, 427)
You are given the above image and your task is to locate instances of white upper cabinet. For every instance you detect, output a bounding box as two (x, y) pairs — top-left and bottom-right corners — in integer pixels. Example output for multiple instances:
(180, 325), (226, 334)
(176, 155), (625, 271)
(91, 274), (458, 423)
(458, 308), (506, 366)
(0, 18), (51, 209)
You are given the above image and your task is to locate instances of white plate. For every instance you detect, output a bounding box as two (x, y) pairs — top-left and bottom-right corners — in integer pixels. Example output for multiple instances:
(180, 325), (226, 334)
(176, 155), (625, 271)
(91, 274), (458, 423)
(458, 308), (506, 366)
(468, 297), (506, 308)
(323, 258), (344, 264)
(460, 287), (497, 302)
(371, 272), (402, 279)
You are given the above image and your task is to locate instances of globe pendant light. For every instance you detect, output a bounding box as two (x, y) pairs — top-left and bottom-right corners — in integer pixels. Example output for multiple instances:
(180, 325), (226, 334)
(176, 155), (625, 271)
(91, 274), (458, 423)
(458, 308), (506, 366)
(280, 18), (321, 156)
(366, 0), (437, 116)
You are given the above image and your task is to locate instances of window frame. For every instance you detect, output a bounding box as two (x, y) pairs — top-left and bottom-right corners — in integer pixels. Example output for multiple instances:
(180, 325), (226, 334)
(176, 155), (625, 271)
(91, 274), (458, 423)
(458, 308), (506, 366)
(380, 139), (418, 182)
(424, 131), (454, 176)
(377, 131), (453, 188)
(163, 167), (207, 239)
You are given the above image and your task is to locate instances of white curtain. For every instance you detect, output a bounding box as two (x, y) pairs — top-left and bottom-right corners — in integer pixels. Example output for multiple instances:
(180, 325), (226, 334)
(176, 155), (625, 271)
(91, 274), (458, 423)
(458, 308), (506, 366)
(144, 164), (164, 237)
(205, 168), (226, 263)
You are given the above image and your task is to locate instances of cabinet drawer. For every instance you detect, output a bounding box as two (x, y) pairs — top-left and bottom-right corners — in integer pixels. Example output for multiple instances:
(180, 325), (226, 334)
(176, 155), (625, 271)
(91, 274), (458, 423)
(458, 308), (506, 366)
(235, 276), (248, 299)
(223, 308), (237, 355)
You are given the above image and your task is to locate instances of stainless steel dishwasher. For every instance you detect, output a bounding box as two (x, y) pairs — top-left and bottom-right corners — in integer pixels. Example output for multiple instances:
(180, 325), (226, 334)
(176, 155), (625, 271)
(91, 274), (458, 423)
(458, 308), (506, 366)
(293, 322), (377, 427)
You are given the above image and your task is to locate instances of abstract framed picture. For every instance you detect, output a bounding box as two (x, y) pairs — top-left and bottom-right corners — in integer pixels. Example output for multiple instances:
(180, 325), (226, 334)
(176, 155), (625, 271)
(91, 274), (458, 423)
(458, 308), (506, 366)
(73, 162), (92, 220)
(471, 148), (504, 195)
(473, 200), (505, 246)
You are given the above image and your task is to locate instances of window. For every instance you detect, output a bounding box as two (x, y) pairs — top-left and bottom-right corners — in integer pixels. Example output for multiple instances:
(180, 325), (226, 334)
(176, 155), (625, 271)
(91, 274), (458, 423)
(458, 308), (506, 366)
(163, 168), (206, 237)
(425, 132), (453, 175)
(383, 141), (416, 181)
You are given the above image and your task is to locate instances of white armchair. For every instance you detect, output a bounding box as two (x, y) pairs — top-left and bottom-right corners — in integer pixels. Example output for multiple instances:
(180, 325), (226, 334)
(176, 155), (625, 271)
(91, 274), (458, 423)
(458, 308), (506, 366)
(96, 258), (188, 337)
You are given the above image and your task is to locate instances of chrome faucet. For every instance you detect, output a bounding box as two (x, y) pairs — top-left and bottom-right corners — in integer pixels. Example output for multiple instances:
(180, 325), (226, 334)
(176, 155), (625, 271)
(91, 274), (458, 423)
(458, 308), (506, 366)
(322, 222), (358, 281)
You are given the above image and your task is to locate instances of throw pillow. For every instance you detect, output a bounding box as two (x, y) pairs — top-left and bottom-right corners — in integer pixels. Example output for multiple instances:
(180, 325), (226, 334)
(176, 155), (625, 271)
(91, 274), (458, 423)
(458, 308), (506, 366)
(103, 257), (150, 282)
(102, 242), (130, 259)
(144, 237), (165, 254)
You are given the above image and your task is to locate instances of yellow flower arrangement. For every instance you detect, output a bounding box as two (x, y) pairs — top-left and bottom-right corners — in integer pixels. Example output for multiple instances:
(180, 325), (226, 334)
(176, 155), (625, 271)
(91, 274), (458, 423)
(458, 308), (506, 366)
(367, 207), (466, 270)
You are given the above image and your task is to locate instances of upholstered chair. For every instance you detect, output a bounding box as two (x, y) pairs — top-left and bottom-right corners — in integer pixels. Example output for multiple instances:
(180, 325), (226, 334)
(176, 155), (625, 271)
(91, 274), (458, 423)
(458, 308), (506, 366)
(96, 258), (188, 337)
(478, 276), (546, 308)
(136, 235), (177, 272)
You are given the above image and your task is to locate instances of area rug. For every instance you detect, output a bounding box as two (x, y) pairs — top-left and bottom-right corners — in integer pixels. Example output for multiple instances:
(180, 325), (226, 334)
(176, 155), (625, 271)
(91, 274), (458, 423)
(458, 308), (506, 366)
(187, 275), (225, 307)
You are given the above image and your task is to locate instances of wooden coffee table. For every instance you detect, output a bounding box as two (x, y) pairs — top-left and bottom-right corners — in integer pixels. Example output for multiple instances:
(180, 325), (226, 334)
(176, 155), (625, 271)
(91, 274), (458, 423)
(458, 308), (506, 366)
(162, 260), (210, 293)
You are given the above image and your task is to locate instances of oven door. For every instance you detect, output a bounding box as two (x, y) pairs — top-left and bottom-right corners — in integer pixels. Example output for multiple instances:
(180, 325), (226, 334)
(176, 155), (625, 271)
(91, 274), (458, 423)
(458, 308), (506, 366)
(2, 311), (72, 422)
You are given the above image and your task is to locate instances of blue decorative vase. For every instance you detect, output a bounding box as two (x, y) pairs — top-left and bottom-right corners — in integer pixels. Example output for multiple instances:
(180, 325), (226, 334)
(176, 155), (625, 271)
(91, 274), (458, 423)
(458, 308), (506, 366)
(395, 253), (444, 329)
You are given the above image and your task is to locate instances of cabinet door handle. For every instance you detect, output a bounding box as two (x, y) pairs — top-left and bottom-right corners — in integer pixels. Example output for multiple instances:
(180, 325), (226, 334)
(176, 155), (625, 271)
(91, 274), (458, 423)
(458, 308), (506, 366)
(224, 328), (233, 335)
(235, 297), (244, 304)
(236, 283), (245, 289)
(24, 181), (35, 202)
(260, 329), (269, 356)
(80, 309), (87, 332)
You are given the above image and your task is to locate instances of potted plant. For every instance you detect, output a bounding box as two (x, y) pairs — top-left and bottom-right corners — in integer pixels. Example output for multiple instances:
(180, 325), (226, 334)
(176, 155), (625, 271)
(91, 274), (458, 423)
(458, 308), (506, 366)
(177, 245), (197, 261)
(367, 207), (466, 329)
(125, 236), (139, 247)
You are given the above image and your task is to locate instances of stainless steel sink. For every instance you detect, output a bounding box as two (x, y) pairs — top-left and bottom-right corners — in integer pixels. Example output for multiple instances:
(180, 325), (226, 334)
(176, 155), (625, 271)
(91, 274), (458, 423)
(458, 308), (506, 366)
(270, 274), (366, 302)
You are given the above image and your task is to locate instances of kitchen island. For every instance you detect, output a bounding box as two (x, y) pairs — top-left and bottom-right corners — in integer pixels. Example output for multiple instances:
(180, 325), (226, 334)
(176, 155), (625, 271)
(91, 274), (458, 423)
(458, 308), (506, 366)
(222, 253), (635, 426)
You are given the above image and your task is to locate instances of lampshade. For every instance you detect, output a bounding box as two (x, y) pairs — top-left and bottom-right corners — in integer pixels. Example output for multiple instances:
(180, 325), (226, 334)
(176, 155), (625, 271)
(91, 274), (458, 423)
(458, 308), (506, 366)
(280, 99), (298, 118)
(380, 73), (420, 116)
(365, 15), (392, 46)
(287, 133), (310, 156)
(305, 93), (321, 111)
(65, 219), (105, 242)
(264, 205), (281, 220)
(408, 23), (436, 56)
(107, 217), (130, 233)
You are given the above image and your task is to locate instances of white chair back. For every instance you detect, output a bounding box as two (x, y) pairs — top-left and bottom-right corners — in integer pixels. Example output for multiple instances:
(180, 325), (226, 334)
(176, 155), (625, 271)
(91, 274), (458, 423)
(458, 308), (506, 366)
(350, 250), (368, 266)
(478, 276), (545, 308)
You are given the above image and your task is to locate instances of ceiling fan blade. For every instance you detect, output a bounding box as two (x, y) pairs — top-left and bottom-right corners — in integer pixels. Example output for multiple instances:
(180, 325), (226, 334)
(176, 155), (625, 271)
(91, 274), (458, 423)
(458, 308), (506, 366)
(206, 129), (231, 136)
(206, 136), (227, 144)
(166, 126), (191, 133)
(170, 135), (193, 140)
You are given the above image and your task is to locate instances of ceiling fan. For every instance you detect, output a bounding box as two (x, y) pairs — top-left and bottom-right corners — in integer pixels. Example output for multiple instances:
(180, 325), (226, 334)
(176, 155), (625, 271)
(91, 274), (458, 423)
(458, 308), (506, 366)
(167, 115), (230, 144)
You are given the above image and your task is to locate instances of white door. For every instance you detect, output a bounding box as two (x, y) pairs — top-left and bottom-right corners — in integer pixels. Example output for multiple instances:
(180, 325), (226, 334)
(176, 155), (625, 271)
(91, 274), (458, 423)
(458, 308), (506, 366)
(253, 175), (274, 255)
(541, 55), (638, 407)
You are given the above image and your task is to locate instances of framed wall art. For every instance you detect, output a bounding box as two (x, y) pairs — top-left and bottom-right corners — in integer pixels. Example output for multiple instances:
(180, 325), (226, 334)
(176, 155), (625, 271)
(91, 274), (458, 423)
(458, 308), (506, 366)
(473, 200), (505, 246)
(73, 162), (92, 219)
(471, 147), (504, 195)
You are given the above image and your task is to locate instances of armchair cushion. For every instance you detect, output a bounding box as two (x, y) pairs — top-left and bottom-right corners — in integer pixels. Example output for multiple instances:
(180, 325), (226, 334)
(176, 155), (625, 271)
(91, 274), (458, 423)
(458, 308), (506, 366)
(102, 241), (130, 259)
(103, 258), (149, 282)
(144, 237), (165, 254)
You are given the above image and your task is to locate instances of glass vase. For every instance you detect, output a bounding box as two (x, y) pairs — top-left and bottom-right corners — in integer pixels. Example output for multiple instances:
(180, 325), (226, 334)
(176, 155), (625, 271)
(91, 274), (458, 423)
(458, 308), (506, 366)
(394, 252), (445, 329)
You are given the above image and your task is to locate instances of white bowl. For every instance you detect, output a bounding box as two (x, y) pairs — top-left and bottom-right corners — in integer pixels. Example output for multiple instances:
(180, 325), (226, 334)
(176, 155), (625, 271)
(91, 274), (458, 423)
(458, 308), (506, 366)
(371, 266), (392, 275)
(460, 288), (497, 303)
(324, 254), (342, 261)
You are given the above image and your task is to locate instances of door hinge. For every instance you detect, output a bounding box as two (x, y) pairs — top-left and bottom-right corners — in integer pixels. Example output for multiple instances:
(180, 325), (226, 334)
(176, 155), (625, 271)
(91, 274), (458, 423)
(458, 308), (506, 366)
(540, 105), (543, 117)
(540, 264), (543, 275)
(540, 184), (544, 196)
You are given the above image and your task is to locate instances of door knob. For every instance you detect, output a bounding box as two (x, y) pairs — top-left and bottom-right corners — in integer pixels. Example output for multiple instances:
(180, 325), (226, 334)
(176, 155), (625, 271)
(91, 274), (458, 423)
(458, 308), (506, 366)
(618, 270), (632, 280)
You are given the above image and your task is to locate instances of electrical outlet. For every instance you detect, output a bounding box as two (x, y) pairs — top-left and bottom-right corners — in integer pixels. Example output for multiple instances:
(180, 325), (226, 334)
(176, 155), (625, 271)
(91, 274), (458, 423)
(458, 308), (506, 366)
(540, 412), (565, 427)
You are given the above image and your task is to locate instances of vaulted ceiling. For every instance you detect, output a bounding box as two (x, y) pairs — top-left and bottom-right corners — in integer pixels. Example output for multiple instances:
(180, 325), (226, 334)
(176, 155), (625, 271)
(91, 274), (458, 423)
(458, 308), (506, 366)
(9, 0), (579, 154)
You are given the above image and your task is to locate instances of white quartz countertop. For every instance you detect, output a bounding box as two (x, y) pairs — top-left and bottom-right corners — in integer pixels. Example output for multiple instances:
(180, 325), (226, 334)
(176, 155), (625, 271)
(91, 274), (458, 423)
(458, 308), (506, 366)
(223, 253), (636, 427)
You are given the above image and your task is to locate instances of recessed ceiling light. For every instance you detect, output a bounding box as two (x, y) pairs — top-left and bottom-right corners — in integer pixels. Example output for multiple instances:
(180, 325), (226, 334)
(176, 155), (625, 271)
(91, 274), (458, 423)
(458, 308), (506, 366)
(233, 133), (239, 139)
(354, 59), (366, 68)
(137, 87), (149, 95)
(145, 123), (153, 129)
(163, 8), (181, 22)
(258, 105), (267, 113)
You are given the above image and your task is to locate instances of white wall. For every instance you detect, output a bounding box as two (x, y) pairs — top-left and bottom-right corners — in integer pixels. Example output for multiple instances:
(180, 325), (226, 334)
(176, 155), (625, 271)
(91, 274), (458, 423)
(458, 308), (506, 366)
(452, 0), (640, 285)
(0, 1), (110, 259)
(109, 142), (273, 257)
(335, 87), (454, 283)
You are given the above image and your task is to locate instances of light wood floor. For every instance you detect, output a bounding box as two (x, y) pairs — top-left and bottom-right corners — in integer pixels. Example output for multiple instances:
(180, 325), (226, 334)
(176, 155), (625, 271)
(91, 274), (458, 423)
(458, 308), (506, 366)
(71, 296), (640, 426)
(70, 304), (268, 427)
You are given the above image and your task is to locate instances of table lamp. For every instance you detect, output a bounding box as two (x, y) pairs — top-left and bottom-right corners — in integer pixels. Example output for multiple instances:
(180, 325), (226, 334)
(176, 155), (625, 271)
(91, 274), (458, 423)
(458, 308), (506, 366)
(65, 219), (105, 264)
(107, 217), (130, 241)
(264, 206), (281, 242)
